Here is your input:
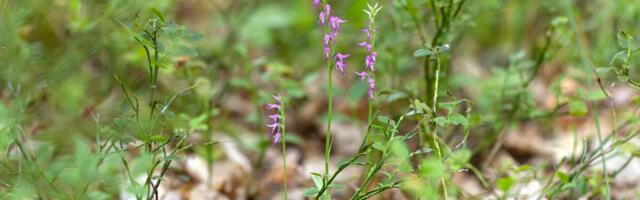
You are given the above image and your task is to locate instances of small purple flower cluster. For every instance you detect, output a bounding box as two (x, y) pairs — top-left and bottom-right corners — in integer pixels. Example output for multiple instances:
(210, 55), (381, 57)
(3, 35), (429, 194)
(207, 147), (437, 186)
(334, 53), (350, 75)
(266, 95), (283, 144)
(315, 1), (349, 75)
(356, 27), (377, 98)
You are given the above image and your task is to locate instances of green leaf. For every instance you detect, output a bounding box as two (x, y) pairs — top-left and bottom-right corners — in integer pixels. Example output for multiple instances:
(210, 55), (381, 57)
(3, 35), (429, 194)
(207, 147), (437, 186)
(377, 115), (393, 125)
(433, 116), (448, 127)
(328, 183), (344, 190)
(595, 67), (614, 75)
(617, 74), (630, 82)
(568, 100), (588, 117)
(583, 90), (607, 101)
(497, 177), (514, 192)
(447, 148), (472, 168)
(556, 171), (570, 183)
(617, 30), (634, 49)
(303, 188), (319, 197)
(517, 165), (531, 172)
(372, 141), (386, 152)
(413, 48), (434, 57)
(151, 8), (166, 22)
(411, 99), (431, 114)
(390, 140), (410, 159)
(410, 147), (433, 157)
(131, 153), (155, 176)
(311, 173), (323, 188)
(438, 101), (458, 113)
(419, 158), (444, 178)
(150, 135), (168, 142)
(165, 155), (181, 161)
(448, 113), (469, 127)
(310, 172), (323, 177)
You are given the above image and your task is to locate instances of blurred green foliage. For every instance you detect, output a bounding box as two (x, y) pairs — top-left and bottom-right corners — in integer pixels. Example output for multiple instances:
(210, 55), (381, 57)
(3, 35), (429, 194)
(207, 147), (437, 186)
(1, 0), (640, 199)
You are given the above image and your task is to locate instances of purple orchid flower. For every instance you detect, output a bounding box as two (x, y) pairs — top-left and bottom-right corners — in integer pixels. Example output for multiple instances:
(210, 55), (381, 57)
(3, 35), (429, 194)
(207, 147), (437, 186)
(319, 12), (326, 26)
(355, 71), (368, 80)
(367, 77), (375, 98)
(273, 132), (282, 144)
(334, 53), (350, 75)
(357, 42), (372, 51)
(266, 104), (279, 110)
(329, 16), (346, 32)
(265, 95), (285, 145)
(313, 0), (320, 9)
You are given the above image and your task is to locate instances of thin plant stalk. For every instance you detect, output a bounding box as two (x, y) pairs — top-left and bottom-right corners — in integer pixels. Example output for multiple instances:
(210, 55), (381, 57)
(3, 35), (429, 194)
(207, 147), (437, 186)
(364, 15), (378, 145)
(431, 51), (448, 199)
(323, 47), (334, 195)
(423, 0), (466, 106)
(280, 100), (288, 200)
(354, 4), (381, 196)
(319, 1), (336, 198)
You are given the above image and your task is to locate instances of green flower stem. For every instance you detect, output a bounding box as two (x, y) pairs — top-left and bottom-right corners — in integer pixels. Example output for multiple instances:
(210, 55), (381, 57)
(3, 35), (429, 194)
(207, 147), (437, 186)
(318, 1), (335, 198)
(320, 50), (334, 198)
(280, 101), (288, 200)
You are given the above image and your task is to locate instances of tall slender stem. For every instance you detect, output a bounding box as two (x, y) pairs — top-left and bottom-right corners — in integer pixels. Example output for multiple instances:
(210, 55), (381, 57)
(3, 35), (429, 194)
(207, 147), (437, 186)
(324, 53), (334, 188)
(315, 56), (333, 200)
(432, 52), (448, 200)
(357, 12), (380, 198)
(280, 101), (288, 200)
(319, 0), (335, 197)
